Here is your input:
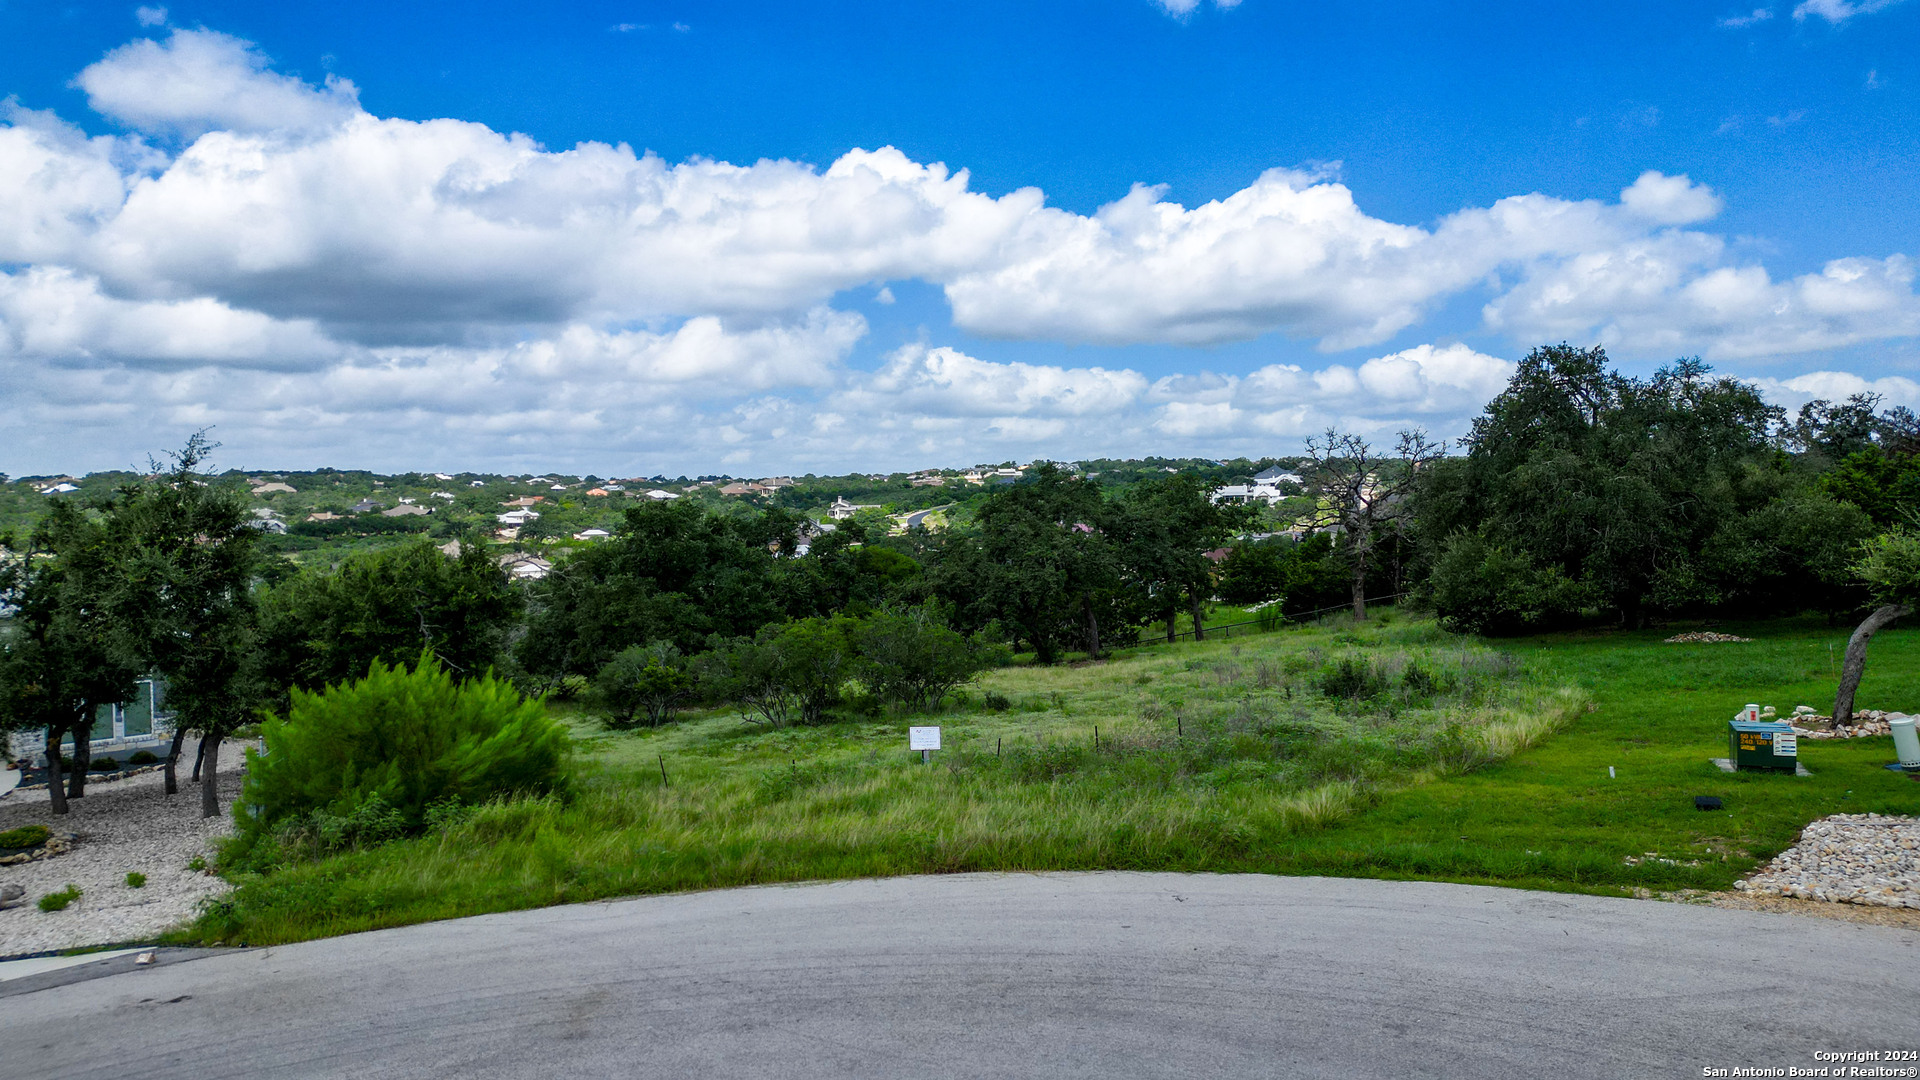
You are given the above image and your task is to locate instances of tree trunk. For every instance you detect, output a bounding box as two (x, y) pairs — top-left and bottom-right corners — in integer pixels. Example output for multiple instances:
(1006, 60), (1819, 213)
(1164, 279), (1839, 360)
(1165, 605), (1179, 644)
(1082, 595), (1101, 659)
(163, 726), (188, 795)
(1189, 591), (1206, 642)
(200, 735), (223, 819)
(191, 734), (207, 783)
(1835, 603), (1913, 726)
(66, 716), (92, 801)
(1350, 559), (1369, 621)
(44, 727), (68, 816)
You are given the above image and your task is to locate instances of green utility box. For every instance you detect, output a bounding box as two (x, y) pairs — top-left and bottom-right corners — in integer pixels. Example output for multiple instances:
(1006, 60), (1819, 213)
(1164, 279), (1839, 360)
(1728, 720), (1798, 772)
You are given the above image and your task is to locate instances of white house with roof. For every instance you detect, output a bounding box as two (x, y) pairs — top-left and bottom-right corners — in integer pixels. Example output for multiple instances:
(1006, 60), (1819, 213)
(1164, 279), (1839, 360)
(498, 553), (553, 580)
(828, 497), (881, 520)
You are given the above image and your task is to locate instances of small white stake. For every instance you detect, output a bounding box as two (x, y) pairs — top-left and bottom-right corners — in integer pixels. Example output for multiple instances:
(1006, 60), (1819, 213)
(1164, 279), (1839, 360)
(1608, 766), (1616, 778)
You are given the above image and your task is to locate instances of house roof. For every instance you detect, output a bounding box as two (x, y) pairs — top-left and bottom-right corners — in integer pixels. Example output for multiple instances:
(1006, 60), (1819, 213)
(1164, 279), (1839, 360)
(382, 504), (431, 517)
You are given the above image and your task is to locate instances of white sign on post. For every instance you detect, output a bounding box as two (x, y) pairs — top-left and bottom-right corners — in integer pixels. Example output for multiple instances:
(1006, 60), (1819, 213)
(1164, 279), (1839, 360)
(909, 726), (942, 751)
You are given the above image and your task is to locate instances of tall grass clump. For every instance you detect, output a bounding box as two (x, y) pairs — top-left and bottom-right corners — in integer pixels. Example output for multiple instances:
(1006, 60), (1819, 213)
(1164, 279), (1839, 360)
(227, 653), (569, 867)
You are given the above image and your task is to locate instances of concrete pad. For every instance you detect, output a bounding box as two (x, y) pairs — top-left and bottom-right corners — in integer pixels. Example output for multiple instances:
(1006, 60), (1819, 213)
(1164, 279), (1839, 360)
(1710, 757), (1811, 776)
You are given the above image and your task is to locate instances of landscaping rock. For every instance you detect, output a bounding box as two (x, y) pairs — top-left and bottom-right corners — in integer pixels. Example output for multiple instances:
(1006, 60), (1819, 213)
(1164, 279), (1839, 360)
(0, 751), (252, 956)
(1735, 814), (1920, 910)
(0, 883), (23, 909)
(1664, 632), (1753, 643)
(1787, 709), (1908, 739)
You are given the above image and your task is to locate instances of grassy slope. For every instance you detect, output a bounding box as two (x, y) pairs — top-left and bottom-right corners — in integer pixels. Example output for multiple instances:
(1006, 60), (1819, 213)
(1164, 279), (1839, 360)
(179, 615), (1918, 946)
(1274, 618), (1920, 893)
(182, 617), (1579, 945)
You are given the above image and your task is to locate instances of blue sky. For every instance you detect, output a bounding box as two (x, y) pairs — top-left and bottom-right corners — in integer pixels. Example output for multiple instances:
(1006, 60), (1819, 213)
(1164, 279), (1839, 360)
(0, 0), (1915, 475)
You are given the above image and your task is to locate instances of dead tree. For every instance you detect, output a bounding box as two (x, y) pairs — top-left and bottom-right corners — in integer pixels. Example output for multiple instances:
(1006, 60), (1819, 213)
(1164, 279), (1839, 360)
(1301, 428), (1445, 621)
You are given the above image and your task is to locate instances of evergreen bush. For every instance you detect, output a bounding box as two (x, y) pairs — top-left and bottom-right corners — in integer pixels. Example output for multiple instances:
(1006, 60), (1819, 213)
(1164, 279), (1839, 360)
(0, 824), (50, 850)
(234, 653), (569, 852)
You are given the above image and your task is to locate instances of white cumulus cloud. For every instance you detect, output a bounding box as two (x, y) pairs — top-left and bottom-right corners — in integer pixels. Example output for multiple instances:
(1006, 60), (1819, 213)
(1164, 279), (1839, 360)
(76, 29), (361, 139)
(0, 27), (1912, 473)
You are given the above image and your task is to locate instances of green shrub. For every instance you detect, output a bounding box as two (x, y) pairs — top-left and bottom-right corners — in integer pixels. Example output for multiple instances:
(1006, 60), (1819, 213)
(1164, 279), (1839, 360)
(593, 641), (692, 729)
(128, 750), (160, 765)
(854, 606), (1007, 711)
(983, 691), (1012, 712)
(1318, 656), (1387, 700)
(234, 652), (569, 853)
(1425, 532), (1590, 636)
(302, 793), (409, 851)
(126, 872), (147, 888)
(695, 618), (858, 727)
(89, 757), (119, 772)
(38, 885), (81, 912)
(1401, 662), (1443, 698)
(0, 824), (51, 850)
(187, 855), (207, 871)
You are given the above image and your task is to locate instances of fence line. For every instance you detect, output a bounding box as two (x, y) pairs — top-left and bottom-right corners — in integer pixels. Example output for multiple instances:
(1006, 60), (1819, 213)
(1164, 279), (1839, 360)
(1108, 593), (1406, 651)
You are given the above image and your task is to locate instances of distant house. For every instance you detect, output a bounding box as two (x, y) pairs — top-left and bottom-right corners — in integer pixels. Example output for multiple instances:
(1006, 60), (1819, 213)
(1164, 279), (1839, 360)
(828, 497), (880, 521)
(1211, 481), (1289, 507)
(585, 488), (611, 497)
(383, 504), (431, 517)
(38, 482), (79, 494)
(306, 511), (341, 522)
(910, 475), (946, 487)
(719, 482), (757, 496)
(1253, 467), (1302, 485)
(501, 496), (545, 508)
(573, 528), (611, 541)
(247, 509), (287, 534)
(351, 499), (379, 513)
(644, 489), (679, 500)
(494, 527), (521, 541)
(497, 509), (541, 525)
(498, 553), (553, 581)
(603, 484), (626, 492)
(252, 482), (297, 495)
(757, 477), (796, 489)
(430, 491), (456, 501)
(438, 540), (464, 557)
(434, 473), (455, 481)
(470, 480), (487, 488)
(550, 484), (569, 491)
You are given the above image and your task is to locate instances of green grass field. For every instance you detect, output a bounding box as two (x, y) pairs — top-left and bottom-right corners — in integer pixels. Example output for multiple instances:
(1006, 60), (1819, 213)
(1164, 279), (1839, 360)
(1271, 617), (1920, 893)
(177, 613), (1920, 946)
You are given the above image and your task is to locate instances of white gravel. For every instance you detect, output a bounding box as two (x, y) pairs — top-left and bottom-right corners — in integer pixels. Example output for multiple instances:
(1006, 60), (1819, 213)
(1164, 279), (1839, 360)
(0, 749), (255, 956)
(1735, 813), (1920, 908)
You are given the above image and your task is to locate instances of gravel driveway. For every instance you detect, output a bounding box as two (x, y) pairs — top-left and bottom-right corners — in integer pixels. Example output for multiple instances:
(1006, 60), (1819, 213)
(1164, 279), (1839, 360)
(0, 751), (253, 957)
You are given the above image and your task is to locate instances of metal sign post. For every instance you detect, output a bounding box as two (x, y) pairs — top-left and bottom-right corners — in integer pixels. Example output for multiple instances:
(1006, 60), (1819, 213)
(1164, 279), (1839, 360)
(909, 726), (941, 764)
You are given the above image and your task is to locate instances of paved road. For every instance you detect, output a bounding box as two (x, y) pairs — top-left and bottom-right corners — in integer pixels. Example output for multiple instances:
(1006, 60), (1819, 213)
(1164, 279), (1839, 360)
(4, 874), (1916, 1079)
(901, 504), (950, 529)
